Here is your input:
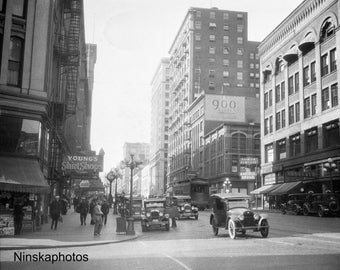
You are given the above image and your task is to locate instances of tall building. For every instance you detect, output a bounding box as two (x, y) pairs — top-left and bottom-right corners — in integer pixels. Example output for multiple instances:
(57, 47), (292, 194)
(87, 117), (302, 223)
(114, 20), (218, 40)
(150, 58), (170, 196)
(167, 7), (260, 193)
(122, 142), (150, 194)
(0, 0), (94, 233)
(259, 0), (340, 198)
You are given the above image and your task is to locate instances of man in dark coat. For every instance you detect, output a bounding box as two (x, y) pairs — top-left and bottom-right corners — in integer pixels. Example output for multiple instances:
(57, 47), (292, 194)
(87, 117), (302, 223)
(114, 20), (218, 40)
(49, 196), (61, 230)
(13, 203), (24, 235)
(78, 197), (89, 225)
(101, 199), (110, 225)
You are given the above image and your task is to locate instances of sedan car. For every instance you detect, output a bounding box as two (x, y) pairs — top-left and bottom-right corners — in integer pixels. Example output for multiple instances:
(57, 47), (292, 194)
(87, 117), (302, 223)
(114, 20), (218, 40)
(141, 198), (170, 232)
(171, 195), (198, 220)
(209, 193), (269, 239)
(303, 192), (340, 217)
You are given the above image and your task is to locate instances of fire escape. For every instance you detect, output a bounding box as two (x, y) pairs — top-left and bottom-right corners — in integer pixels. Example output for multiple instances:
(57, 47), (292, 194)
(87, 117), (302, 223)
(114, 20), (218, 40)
(49, 0), (82, 188)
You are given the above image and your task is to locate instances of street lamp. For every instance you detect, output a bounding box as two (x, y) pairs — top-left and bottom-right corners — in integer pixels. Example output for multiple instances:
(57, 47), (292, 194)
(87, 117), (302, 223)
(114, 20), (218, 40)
(324, 158), (337, 193)
(120, 153), (143, 235)
(223, 177), (232, 193)
(106, 168), (120, 214)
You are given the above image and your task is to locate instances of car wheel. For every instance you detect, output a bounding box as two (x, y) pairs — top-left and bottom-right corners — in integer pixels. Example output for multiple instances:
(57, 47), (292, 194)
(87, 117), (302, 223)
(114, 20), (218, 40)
(212, 224), (219, 236)
(228, 220), (236, 240)
(260, 219), (269, 238)
(195, 215), (198, 220)
(318, 207), (324, 218)
(141, 225), (147, 232)
(303, 206), (309, 216)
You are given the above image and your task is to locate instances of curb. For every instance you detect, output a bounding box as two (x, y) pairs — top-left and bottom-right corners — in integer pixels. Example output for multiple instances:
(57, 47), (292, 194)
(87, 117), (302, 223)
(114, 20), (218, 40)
(0, 235), (139, 251)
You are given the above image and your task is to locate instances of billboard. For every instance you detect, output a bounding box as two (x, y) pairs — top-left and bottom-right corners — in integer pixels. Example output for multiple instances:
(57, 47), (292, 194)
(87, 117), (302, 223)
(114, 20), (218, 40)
(205, 95), (245, 122)
(61, 155), (103, 174)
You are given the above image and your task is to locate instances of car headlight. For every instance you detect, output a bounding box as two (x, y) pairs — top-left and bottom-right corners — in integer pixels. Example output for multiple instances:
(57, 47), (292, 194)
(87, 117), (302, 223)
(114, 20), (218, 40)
(254, 213), (260, 220)
(165, 214), (169, 218)
(146, 213), (151, 217)
(239, 214), (244, 221)
(181, 207), (184, 211)
(159, 212), (163, 216)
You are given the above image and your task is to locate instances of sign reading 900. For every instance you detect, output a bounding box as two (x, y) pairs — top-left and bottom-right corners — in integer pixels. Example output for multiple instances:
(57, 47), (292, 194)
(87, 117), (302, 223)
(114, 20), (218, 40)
(205, 95), (245, 122)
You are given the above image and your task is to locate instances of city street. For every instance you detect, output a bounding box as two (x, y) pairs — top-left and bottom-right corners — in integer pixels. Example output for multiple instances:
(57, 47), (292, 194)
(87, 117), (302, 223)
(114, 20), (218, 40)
(1, 211), (340, 270)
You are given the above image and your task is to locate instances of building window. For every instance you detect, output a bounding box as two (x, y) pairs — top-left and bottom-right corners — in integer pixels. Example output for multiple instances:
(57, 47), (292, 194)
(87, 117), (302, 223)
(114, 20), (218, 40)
(237, 60), (243, 68)
(289, 105), (294, 125)
(195, 33), (201, 41)
(223, 59), (229, 66)
(196, 10), (201, 17)
(209, 35), (216, 41)
(294, 72), (299, 92)
(237, 37), (243, 44)
(320, 17), (335, 43)
(275, 85), (280, 103)
(330, 48), (337, 72)
(7, 36), (24, 86)
(304, 97), (311, 118)
(237, 48), (243, 55)
(254, 135), (260, 150)
(250, 53), (254, 59)
(305, 127), (318, 153)
(237, 13), (244, 19)
(195, 21), (201, 29)
(231, 133), (246, 151)
(223, 36), (229, 44)
(237, 72), (243, 81)
(209, 11), (215, 19)
(264, 118), (269, 135)
(290, 133), (301, 157)
(264, 92), (269, 110)
(331, 83), (338, 107)
(209, 46), (215, 54)
(323, 120), (340, 148)
(13, 0), (27, 18)
(209, 58), (215, 63)
(209, 22), (217, 29)
(281, 81), (285, 100)
(269, 90), (273, 107)
(209, 82), (215, 90)
(209, 70), (215, 78)
(322, 87), (330, 111)
(250, 73), (254, 78)
(250, 63), (254, 69)
(223, 12), (229, 20)
(276, 112), (281, 130)
(275, 58), (285, 74)
(311, 61), (316, 83)
(223, 24), (229, 31)
(223, 47), (230, 55)
(265, 144), (274, 163)
(295, 102), (300, 122)
(237, 24), (244, 32)
(303, 65), (310, 86)
(288, 76), (294, 95)
(277, 139), (286, 160)
(281, 109), (286, 128)
(311, 94), (317, 115)
(321, 53), (328, 77)
(223, 71), (229, 78)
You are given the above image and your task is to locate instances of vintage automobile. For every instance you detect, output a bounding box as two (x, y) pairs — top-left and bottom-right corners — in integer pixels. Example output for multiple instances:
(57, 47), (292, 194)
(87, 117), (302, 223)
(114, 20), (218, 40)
(171, 195), (199, 220)
(209, 193), (269, 239)
(281, 193), (307, 215)
(141, 198), (170, 232)
(125, 196), (143, 220)
(302, 192), (340, 217)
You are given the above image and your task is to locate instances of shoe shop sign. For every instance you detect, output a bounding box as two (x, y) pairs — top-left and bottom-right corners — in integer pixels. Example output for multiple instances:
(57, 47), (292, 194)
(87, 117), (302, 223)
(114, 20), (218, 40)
(61, 155), (103, 174)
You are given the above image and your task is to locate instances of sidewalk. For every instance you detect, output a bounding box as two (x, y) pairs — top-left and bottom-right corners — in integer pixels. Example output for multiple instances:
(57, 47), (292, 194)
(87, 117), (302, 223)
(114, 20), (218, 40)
(0, 209), (138, 250)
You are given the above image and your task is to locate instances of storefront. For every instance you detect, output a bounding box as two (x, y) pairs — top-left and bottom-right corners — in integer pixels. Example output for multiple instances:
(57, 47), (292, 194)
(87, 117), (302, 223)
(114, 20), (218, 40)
(0, 156), (50, 236)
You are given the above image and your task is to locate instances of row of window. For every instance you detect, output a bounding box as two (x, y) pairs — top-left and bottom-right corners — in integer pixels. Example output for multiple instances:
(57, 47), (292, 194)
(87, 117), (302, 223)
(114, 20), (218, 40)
(195, 10), (244, 20)
(265, 121), (339, 163)
(195, 21), (243, 31)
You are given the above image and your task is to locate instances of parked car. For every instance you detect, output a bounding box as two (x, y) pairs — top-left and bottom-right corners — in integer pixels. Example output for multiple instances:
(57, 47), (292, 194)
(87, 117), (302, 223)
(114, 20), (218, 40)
(141, 198), (170, 232)
(209, 193), (269, 239)
(170, 195), (199, 220)
(302, 192), (340, 217)
(281, 193), (307, 215)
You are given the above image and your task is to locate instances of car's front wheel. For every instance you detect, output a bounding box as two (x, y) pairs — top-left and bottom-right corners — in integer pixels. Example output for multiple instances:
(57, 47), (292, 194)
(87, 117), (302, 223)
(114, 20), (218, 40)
(318, 206), (324, 217)
(303, 205), (309, 216)
(228, 220), (236, 239)
(260, 219), (269, 238)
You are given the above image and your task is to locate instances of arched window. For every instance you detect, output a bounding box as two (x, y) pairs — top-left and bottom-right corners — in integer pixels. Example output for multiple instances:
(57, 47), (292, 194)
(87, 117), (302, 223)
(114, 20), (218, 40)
(320, 17), (335, 43)
(231, 133), (247, 151)
(275, 57), (285, 75)
(7, 36), (24, 86)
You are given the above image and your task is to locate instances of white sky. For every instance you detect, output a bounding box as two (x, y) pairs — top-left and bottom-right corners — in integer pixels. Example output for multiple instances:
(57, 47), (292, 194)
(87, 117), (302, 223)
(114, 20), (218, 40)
(83, 0), (303, 173)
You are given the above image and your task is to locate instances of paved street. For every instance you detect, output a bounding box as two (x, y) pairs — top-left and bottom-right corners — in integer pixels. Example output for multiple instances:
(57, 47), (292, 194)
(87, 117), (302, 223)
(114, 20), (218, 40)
(1, 210), (340, 269)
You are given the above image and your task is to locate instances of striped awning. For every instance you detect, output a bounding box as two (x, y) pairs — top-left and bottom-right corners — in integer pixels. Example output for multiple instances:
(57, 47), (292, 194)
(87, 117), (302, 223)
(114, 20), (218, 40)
(250, 184), (276, 195)
(268, 181), (302, 196)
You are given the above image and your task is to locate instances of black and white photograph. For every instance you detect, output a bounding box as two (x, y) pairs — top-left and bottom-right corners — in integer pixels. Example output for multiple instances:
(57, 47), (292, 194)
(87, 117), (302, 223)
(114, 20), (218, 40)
(0, 0), (340, 269)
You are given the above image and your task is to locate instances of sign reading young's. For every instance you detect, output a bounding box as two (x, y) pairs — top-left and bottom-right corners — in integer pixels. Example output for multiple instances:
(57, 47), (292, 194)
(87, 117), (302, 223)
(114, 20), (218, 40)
(205, 95), (245, 122)
(61, 155), (103, 174)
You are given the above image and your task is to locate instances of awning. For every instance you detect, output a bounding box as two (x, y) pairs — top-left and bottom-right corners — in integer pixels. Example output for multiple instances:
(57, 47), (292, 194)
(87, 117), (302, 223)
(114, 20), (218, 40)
(250, 184), (275, 195)
(268, 181), (302, 196)
(263, 66), (272, 74)
(283, 46), (298, 63)
(298, 33), (315, 51)
(0, 157), (50, 193)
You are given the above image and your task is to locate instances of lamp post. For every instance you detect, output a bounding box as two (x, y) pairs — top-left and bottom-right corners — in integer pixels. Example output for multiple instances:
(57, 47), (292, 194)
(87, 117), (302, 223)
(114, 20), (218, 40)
(223, 177), (232, 193)
(106, 168), (120, 214)
(121, 153), (142, 235)
(324, 158), (337, 193)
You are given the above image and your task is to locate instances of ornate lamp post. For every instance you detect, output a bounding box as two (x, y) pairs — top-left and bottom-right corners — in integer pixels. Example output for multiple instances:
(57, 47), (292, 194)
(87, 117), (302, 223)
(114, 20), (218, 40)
(223, 177), (232, 193)
(324, 158), (337, 193)
(120, 153), (142, 235)
(106, 168), (120, 214)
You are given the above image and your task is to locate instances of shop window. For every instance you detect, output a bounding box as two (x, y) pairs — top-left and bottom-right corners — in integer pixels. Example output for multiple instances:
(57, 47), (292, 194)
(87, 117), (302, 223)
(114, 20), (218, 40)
(305, 127), (318, 153)
(7, 36), (24, 86)
(0, 116), (41, 156)
(323, 121), (340, 148)
(290, 133), (301, 157)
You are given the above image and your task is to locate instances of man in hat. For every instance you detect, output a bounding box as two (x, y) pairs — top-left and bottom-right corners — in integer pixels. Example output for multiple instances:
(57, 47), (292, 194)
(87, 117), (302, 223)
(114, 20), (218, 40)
(78, 197), (89, 225)
(49, 196), (61, 230)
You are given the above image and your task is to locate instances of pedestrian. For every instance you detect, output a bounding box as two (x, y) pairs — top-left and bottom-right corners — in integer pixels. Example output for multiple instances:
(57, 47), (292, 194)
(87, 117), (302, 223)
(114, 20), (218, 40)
(13, 202), (24, 235)
(169, 202), (179, 228)
(49, 195), (61, 230)
(73, 196), (79, 212)
(93, 200), (103, 236)
(89, 198), (96, 225)
(101, 199), (110, 225)
(78, 197), (89, 225)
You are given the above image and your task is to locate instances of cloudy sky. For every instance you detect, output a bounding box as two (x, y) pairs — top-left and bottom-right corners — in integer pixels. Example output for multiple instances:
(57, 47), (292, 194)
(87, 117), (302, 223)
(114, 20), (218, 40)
(83, 0), (303, 173)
